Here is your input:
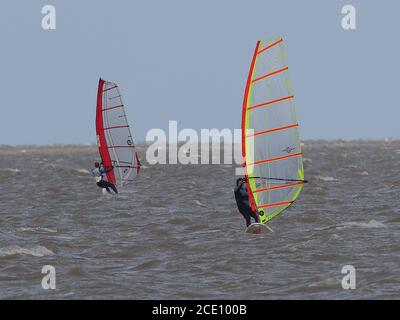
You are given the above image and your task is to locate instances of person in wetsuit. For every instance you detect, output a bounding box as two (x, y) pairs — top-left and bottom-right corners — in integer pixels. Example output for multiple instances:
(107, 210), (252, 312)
(234, 178), (259, 227)
(92, 162), (118, 194)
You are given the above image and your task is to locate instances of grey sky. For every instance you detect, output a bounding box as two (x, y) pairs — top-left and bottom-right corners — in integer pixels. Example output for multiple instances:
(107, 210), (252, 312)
(0, 0), (398, 145)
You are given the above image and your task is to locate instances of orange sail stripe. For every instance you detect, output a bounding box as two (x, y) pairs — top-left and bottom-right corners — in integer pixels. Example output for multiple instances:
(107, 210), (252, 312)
(253, 181), (304, 193)
(248, 95), (294, 111)
(247, 123), (299, 138)
(251, 67), (288, 83)
(258, 201), (293, 209)
(249, 152), (302, 166)
(257, 38), (283, 55)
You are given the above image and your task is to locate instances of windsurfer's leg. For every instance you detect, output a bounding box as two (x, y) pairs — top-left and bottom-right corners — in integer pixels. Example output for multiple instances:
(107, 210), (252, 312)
(103, 181), (118, 194)
(109, 183), (118, 194)
(238, 208), (251, 227)
(250, 210), (259, 223)
(97, 181), (111, 193)
(244, 213), (251, 227)
(243, 207), (258, 226)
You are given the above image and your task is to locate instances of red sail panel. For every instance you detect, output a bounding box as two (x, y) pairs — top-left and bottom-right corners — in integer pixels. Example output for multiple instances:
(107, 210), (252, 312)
(96, 78), (117, 185)
(242, 41), (261, 213)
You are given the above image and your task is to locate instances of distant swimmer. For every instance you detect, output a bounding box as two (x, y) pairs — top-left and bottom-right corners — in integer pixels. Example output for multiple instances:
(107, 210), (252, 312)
(234, 178), (259, 227)
(92, 162), (118, 194)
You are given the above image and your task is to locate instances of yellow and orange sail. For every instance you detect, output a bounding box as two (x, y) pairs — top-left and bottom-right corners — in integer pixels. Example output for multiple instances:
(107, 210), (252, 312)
(242, 37), (306, 224)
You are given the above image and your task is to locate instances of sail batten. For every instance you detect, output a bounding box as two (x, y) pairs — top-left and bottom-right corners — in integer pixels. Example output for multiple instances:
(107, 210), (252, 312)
(96, 78), (140, 189)
(248, 95), (294, 110)
(242, 37), (305, 224)
(247, 123), (299, 137)
(257, 38), (283, 55)
(252, 66), (289, 83)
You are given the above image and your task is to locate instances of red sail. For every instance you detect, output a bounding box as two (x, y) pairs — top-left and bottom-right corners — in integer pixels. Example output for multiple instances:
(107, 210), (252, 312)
(96, 79), (117, 185)
(96, 78), (140, 189)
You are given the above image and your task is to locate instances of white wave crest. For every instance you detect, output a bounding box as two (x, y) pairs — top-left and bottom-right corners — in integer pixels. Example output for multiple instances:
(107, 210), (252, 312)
(316, 175), (338, 182)
(317, 220), (386, 232)
(194, 200), (206, 207)
(75, 168), (90, 174)
(17, 227), (57, 233)
(339, 220), (386, 230)
(0, 245), (54, 257)
(1, 168), (20, 173)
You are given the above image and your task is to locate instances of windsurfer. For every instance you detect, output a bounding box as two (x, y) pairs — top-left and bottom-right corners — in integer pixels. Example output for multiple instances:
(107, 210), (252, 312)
(92, 162), (118, 194)
(234, 178), (259, 227)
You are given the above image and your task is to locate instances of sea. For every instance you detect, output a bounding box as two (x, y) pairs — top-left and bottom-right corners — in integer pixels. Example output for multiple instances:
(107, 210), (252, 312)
(0, 141), (399, 299)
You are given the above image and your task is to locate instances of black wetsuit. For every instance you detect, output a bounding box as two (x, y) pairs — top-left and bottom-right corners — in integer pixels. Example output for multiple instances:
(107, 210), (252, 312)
(97, 180), (118, 194)
(234, 183), (258, 227)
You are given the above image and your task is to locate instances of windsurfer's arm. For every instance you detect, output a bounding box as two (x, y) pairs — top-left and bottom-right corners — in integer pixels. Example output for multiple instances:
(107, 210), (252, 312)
(100, 167), (114, 174)
(91, 168), (100, 177)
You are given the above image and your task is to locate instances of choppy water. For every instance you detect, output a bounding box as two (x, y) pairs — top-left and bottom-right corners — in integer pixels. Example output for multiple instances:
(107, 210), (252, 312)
(0, 141), (399, 299)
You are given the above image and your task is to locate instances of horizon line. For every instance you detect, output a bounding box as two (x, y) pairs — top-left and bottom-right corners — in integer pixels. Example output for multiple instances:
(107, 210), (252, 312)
(1, 138), (400, 148)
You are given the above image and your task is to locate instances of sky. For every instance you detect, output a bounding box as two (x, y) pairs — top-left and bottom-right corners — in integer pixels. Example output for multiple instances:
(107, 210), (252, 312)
(0, 0), (399, 145)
